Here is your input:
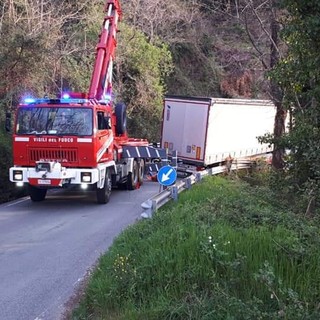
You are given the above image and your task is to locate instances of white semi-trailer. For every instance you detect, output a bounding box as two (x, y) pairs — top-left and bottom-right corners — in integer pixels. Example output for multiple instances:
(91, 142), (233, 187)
(161, 95), (276, 167)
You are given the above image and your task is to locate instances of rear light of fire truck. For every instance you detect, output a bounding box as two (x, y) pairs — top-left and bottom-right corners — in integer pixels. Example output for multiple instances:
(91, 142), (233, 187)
(81, 172), (92, 183)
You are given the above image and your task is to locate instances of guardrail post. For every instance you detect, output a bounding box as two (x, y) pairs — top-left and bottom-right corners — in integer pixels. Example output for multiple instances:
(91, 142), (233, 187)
(185, 177), (192, 189)
(171, 186), (178, 201)
(195, 172), (202, 182)
(152, 199), (157, 213)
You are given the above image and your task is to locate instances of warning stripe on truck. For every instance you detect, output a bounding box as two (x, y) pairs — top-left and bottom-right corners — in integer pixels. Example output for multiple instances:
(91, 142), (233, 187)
(122, 146), (167, 159)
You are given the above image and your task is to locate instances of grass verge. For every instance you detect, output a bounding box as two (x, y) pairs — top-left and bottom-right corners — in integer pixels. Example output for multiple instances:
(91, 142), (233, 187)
(72, 175), (320, 320)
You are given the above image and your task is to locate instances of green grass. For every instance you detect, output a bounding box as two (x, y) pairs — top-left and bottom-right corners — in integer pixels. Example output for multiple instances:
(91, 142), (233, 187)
(72, 176), (320, 320)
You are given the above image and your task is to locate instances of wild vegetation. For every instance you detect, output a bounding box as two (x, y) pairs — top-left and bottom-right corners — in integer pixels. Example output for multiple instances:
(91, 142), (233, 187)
(270, 0), (320, 213)
(71, 174), (320, 319)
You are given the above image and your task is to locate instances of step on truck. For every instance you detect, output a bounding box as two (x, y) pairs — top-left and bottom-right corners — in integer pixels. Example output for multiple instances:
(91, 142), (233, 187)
(7, 0), (165, 204)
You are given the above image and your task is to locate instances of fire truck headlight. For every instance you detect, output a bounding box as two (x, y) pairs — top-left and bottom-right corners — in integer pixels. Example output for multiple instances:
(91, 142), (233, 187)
(13, 170), (23, 181)
(16, 182), (24, 187)
(81, 172), (92, 183)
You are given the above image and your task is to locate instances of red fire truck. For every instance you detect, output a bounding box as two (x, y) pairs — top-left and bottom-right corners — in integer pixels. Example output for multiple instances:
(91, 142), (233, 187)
(7, 0), (164, 204)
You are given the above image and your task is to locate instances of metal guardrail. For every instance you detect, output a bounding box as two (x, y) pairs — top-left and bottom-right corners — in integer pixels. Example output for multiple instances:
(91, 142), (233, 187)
(141, 158), (253, 218)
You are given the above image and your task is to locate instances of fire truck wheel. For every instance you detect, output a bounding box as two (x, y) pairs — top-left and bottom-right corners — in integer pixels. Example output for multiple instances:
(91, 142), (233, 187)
(96, 169), (112, 204)
(28, 185), (47, 202)
(127, 160), (139, 190)
(115, 102), (127, 135)
(138, 159), (145, 185)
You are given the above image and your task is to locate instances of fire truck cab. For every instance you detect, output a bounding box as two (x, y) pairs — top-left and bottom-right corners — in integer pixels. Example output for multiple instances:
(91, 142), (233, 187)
(9, 95), (148, 203)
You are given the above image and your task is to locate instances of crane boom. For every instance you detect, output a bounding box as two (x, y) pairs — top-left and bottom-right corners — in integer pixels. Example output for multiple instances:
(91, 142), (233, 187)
(88, 0), (122, 101)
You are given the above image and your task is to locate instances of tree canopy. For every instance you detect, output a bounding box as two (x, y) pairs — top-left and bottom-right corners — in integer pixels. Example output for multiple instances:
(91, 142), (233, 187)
(270, 0), (320, 206)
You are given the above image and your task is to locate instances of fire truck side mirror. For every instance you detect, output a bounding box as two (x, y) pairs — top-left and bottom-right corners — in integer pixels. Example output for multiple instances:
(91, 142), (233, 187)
(5, 112), (11, 132)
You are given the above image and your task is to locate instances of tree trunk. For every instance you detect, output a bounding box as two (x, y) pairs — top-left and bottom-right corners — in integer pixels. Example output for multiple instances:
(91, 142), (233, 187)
(272, 102), (287, 169)
(270, 1), (286, 169)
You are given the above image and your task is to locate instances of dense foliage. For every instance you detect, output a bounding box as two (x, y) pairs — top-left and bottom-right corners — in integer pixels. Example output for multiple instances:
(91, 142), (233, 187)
(269, 0), (320, 211)
(115, 24), (173, 141)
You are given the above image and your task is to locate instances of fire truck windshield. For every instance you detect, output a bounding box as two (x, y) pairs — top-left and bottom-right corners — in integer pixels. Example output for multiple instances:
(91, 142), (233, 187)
(16, 107), (93, 136)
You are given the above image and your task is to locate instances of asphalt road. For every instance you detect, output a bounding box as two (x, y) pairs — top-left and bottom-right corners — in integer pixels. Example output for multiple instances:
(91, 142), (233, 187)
(0, 181), (160, 320)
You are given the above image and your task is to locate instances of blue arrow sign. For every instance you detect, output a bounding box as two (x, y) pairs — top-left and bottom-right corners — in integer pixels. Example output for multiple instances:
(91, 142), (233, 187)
(157, 165), (177, 186)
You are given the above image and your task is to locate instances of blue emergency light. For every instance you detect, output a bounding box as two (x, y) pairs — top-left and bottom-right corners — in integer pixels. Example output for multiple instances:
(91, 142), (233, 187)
(21, 97), (89, 105)
(24, 98), (36, 104)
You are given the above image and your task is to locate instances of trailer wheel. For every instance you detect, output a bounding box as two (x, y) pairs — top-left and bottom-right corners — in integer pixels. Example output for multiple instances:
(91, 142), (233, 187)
(138, 159), (145, 185)
(28, 185), (47, 202)
(96, 168), (112, 204)
(115, 102), (127, 135)
(127, 160), (139, 190)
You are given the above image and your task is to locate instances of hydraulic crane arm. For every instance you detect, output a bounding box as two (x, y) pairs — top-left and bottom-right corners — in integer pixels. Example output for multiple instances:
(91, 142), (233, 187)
(88, 0), (122, 101)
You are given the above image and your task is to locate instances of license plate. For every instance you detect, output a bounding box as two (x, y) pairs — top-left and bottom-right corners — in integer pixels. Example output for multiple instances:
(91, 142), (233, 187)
(38, 179), (51, 185)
